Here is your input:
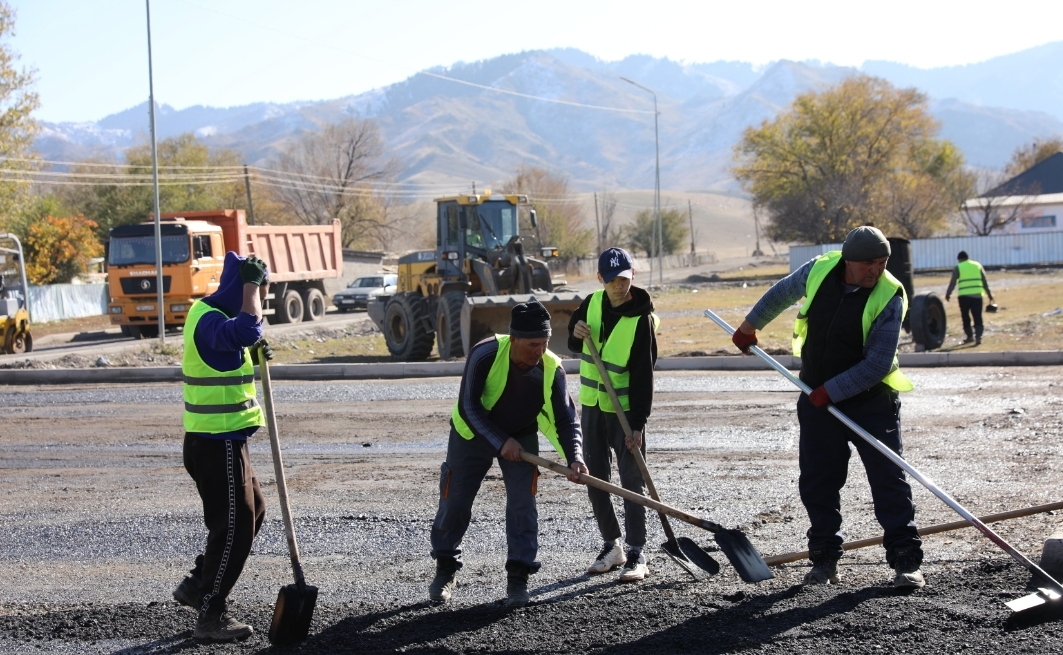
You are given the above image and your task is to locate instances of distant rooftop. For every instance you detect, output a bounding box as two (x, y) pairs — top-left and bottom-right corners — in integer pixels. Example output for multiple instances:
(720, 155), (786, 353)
(985, 151), (1063, 196)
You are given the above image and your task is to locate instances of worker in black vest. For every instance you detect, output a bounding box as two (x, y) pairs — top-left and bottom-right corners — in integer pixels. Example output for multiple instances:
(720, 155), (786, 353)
(732, 226), (925, 589)
(945, 251), (994, 346)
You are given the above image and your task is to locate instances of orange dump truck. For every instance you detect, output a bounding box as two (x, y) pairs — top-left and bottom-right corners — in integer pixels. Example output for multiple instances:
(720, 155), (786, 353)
(107, 210), (342, 338)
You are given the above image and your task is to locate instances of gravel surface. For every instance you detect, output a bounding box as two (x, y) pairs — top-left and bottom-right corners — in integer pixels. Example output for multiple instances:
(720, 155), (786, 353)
(2, 368), (1062, 653)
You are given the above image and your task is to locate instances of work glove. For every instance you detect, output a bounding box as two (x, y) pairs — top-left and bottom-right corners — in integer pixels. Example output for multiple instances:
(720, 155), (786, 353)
(809, 385), (831, 408)
(251, 338), (274, 363)
(240, 256), (270, 286)
(732, 328), (758, 354)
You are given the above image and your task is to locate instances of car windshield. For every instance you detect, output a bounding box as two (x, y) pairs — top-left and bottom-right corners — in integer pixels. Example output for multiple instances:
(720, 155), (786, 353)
(109, 235), (190, 266)
(352, 277), (385, 288)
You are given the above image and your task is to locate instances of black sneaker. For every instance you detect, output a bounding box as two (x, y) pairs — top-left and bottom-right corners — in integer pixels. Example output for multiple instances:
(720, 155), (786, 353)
(505, 581), (530, 607)
(618, 550), (649, 583)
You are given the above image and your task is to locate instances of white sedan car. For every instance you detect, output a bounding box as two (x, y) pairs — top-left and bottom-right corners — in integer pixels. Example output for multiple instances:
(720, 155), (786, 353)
(332, 274), (398, 312)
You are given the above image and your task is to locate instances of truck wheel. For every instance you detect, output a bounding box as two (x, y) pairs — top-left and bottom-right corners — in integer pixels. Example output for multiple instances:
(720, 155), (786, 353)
(302, 288), (326, 321)
(910, 292), (946, 350)
(139, 325), (160, 339)
(278, 289), (304, 324)
(436, 291), (466, 359)
(383, 294), (434, 361)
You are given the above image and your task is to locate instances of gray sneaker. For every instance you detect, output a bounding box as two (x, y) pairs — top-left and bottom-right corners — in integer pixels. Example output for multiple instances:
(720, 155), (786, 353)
(803, 550), (840, 585)
(429, 568), (458, 602)
(193, 612), (253, 642)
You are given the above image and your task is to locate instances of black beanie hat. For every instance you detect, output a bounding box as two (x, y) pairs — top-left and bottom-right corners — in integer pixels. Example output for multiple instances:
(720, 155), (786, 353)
(510, 300), (552, 339)
(841, 226), (891, 262)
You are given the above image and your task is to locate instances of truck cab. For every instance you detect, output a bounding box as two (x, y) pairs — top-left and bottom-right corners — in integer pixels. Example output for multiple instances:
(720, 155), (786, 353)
(107, 218), (224, 338)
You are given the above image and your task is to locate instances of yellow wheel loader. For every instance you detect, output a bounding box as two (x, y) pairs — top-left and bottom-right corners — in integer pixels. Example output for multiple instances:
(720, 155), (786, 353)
(0, 233), (32, 355)
(368, 192), (582, 360)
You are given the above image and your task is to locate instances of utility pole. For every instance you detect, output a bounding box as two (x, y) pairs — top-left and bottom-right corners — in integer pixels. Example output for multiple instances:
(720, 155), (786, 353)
(146, 0), (164, 346)
(243, 165), (256, 225)
(688, 199), (695, 258)
(593, 192), (601, 255)
(752, 205), (764, 257)
(620, 76), (663, 286)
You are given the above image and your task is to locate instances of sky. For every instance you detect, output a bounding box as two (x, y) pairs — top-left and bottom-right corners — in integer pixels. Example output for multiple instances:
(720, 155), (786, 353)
(11, 0), (1063, 123)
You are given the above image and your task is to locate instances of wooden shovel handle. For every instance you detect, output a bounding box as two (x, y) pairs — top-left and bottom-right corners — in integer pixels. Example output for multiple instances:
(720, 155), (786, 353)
(258, 350), (306, 585)
(522, 451), (720, 534)
(583, 336), (678, 543)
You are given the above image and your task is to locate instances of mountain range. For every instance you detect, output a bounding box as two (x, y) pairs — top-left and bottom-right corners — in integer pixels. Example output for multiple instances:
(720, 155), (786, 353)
(35, 42), (1063, 194)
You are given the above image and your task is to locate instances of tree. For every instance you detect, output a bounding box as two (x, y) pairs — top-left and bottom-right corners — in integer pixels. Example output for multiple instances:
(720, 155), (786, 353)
(23, 213), (103, 284)
(960, 169), (1033, 236)
(1005, 136), (1063, 176)
(733, 75), (964, 244)
(499, 165), (592, 263)
(61, 133), (250, 242)
(0, 2), (40, 232)
(623, 207), (688, 258)
(595, 188), (622, 253)
(266, 117), (400, 250)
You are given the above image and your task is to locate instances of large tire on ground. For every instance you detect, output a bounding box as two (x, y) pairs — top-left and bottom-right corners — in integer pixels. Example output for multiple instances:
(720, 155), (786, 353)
(383, 293), (435, 361)
(139, 325), (160, 339)
(278, 289), (304, 324)
(910, 292), (946, 350)
(436, 291), (466, 360)
(302, 288), (326, 322)
(120, 325), (135, 338)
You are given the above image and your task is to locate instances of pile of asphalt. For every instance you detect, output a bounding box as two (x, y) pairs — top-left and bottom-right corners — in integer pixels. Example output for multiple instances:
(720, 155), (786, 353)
(2, 562), (1061, 654)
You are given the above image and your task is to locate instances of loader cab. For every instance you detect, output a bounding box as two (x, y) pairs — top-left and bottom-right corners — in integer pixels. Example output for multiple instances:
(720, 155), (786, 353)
(437, 194), (526, 282)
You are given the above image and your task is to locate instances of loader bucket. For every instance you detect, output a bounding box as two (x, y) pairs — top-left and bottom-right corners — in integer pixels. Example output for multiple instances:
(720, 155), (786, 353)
(461, 293), (583, 356)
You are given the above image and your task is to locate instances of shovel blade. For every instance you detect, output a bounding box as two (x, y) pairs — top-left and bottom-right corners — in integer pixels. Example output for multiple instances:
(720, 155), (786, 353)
(1006, 586), (1062, 613)
(674, 537), (721, 576)
(268, 582), (319, 646)
(714, 529), (775, 583)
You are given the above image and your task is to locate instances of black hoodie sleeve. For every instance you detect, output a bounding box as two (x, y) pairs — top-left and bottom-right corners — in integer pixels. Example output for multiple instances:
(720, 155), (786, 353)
(567, 295), (592, 354)
(626, 313), (657, 432)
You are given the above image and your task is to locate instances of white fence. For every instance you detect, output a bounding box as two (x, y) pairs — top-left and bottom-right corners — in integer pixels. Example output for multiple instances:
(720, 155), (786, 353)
(26, 283), (108, 323)
(790, 231), (1063, 272)
(576, 253), (718, 278)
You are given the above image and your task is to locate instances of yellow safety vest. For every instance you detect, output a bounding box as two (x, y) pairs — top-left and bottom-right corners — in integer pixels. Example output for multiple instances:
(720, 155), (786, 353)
(451, 334), (566, 458)
(792, 251), (914, 392)
(957, 260), (987, 297)
(579, 290), (660, 412)
(182, 300), (265, 434)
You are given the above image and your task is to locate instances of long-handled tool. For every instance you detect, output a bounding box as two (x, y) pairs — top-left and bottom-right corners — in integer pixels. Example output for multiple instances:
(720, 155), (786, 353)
(522, 451), (773, 583)
(705, 309), (1063, 611)
(258, 350), (319, 645)
(766, 501), (1063, 566)
(583, 336), (719, 580)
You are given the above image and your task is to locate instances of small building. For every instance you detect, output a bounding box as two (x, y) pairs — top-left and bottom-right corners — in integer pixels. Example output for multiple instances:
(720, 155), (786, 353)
(963, 152), (1063, 234)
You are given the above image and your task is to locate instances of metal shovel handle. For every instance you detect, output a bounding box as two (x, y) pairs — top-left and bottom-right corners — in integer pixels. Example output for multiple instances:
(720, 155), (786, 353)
(582, 335), (678, 544)
(258, 348), (306, 585)
(704, 309), (1063, 594)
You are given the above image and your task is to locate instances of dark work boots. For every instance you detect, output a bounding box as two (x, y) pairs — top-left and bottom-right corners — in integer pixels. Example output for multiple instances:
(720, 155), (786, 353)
(803, 549), (840, 585)
(504, 561), (531, 608)
(892, 545), (926, 589)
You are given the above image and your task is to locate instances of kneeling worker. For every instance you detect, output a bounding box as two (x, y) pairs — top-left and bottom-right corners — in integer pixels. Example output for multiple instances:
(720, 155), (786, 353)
(731, 226), (925, 589)
(429, 300), (587, 607)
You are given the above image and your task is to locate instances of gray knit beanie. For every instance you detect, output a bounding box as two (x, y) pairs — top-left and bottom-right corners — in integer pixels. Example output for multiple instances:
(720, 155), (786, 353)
(841, 226), (891, 261)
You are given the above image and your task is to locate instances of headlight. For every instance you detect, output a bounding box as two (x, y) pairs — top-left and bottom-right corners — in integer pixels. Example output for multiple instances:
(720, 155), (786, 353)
(170, 304), (189, 313)
(109, 306), (123, 314)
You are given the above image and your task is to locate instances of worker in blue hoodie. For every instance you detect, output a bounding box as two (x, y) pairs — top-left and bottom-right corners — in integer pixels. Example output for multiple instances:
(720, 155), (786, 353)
(173, 251), (273, 642)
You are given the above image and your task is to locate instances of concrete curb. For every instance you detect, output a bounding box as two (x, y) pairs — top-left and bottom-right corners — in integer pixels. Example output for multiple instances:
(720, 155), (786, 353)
(2, 350), (1060, 385)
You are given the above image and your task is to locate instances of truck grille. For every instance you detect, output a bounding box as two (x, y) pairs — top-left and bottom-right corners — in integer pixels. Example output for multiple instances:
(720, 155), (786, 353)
(120, 276), (172, 295)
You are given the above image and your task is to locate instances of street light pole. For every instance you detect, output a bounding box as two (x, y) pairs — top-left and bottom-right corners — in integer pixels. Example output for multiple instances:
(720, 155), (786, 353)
(620, 77), (663, 285)
(146, 0), (165, 345)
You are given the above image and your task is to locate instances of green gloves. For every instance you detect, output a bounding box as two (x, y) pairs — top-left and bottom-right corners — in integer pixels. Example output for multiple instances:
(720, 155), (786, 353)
(251, 339), (274, 363)
(240, 256), (269, 286)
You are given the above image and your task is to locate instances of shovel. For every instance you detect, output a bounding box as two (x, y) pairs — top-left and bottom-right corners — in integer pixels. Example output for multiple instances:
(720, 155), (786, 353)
(522, 450), (773, 583)
(258, 349), (319, 645)
(705, 309), (1063, 612)
(583, 335), (719, 580)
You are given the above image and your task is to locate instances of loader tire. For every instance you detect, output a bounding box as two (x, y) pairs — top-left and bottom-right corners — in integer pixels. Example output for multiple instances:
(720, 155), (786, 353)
(383, 293), (434, 361)
(436, 291), (466, 360)
(910, 292), (946, 350)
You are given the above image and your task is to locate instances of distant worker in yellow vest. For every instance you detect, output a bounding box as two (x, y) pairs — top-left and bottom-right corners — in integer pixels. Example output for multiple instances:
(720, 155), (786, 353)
(945, 251), (994, 346)
(731, 227), (926, 590)
(569, 247), (659, 583)
(176, 252), (274, 642)
(430, 300), (587, 608)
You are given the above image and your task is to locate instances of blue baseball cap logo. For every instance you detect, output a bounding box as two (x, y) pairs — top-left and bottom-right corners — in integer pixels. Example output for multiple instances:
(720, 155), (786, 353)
(598, 247), (634, 283)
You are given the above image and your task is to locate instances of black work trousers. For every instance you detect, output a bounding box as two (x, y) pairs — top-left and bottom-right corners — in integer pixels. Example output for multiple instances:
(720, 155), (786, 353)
(183, 434), (266, 615)
(582, 404), (647, 550)
(796, 386), (921, 566)
(958, 295), (983, 340)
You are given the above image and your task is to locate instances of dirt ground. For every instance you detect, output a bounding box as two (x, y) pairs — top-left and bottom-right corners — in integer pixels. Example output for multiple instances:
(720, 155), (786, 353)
(2, 367), (1062, 653)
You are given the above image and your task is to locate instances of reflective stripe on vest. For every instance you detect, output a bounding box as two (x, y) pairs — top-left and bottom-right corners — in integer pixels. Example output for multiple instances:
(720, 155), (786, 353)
(791, 251), (914, 392)
(450, 335), (566, 458)
(579, 290), (660, 411)
(957, 260), (986, 297)
(182, 300), (265, 433)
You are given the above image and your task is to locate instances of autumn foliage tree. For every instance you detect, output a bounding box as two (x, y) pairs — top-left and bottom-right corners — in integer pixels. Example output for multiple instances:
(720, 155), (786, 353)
(733, 75), (967, 243)
(0, 2), (40, 231)
(499, 165), (592, 263)
(23, 213), (103, 284)
(624, 208), (688, 257)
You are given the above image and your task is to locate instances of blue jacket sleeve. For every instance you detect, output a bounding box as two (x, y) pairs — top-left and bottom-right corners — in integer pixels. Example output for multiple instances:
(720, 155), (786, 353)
(550, 366), (584, 465)
(193, 311), (264, 373)
(746, 259), (814, 329)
